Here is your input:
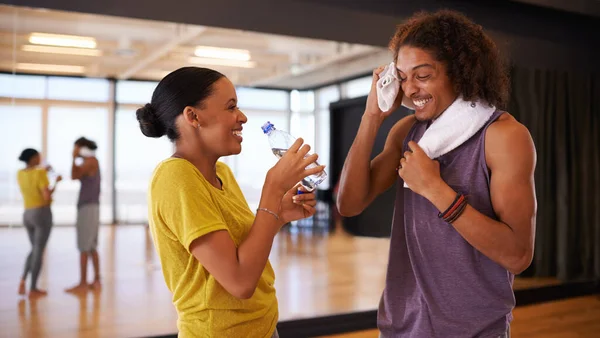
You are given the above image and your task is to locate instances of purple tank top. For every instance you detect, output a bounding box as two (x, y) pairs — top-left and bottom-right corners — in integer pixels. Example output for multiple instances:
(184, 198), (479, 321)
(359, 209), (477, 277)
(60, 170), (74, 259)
(377, 110), (514, 338)
(78, 169), (101, 207)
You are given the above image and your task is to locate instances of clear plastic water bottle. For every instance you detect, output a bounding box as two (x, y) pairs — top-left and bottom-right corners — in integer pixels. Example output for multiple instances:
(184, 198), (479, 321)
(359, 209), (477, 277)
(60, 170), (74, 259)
(42, 162), (59, 183)
(261, 121), (327, 192)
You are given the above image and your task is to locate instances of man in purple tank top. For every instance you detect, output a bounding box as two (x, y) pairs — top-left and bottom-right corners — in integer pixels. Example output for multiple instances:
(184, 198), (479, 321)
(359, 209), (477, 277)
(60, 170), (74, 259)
(66, 137), (102, 294)
(337, 10), (537, 338)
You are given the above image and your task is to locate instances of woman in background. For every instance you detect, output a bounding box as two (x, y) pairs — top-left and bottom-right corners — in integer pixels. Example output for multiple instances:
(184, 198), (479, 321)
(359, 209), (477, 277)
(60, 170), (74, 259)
(17, 148), (62, 297)
(65, 137), (102, 293)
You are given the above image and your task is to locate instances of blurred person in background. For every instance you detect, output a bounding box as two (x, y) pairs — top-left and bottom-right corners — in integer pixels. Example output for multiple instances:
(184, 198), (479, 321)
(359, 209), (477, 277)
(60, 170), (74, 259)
(65, 137), (102, 293)
(17, 148), (62, 297)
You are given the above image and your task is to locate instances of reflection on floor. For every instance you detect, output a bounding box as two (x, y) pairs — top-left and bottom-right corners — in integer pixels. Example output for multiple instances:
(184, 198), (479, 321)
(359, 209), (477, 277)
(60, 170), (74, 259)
(322, 295), (600, 338)
(0, 225), (561, 338)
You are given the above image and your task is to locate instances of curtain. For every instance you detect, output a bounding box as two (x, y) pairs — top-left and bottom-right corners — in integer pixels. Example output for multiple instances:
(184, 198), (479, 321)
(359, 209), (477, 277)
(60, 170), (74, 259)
(508, 67), (600, 281)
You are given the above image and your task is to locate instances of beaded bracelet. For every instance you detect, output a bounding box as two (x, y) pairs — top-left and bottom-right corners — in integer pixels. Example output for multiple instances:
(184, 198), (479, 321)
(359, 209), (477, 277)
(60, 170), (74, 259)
(257, 208), (280, 221)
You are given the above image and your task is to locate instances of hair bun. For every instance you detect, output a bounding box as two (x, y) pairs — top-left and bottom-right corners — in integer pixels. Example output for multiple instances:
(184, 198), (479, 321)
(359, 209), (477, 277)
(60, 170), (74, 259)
(19, 148), (39, 163)
(136, 103), (166, 138)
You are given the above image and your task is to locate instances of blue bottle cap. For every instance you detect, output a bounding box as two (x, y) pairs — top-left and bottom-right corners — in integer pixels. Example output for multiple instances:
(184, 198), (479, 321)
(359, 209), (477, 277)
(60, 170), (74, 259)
(261, 121), (275, 134)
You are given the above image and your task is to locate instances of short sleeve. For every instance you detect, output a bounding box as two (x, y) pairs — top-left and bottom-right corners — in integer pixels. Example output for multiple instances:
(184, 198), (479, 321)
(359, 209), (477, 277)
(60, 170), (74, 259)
(151, 160), (229, 252)
(38, 170), (49, 190)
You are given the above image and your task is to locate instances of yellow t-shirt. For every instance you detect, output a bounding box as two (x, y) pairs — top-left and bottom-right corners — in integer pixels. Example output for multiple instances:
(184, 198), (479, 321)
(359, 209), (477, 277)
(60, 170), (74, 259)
(148, 158), (278, 338)
(17, 168), (50, 209)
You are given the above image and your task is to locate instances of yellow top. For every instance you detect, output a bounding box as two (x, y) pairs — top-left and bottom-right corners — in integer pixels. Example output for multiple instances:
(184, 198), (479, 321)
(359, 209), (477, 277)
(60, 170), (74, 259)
(17, 168), (50, 209)
(147, 158), (278, 338)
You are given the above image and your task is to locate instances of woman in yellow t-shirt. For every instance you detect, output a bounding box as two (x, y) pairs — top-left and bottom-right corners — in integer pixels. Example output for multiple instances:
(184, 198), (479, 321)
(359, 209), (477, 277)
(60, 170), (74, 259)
(137, 67), (325, 338)
(16, 148), (62, 297)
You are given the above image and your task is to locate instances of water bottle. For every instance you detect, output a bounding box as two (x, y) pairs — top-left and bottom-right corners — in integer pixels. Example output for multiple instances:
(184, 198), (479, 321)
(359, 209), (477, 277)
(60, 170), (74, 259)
(261, 121), (327, 192)
(42, 161), (58, 182)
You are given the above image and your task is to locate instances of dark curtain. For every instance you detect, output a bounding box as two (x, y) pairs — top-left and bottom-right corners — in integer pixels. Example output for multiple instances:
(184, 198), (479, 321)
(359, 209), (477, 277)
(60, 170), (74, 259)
(508, 67), (600, 282)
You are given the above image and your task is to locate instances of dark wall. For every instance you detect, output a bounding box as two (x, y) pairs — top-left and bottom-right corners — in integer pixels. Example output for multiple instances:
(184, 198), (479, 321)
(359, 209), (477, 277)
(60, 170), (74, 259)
(329, 97), (410, 237)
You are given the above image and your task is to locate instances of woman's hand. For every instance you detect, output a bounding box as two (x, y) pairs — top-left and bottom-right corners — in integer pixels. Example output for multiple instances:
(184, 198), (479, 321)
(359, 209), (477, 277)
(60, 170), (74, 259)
(265, 138), (325, 196)
(279, 185), (317, 224)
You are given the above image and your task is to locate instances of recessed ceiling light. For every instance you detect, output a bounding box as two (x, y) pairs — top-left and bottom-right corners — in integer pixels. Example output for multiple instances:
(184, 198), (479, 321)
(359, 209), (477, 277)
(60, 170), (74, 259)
(188, 56), (256, 68)
(21, 45), (102, 56)
(16, 63), (86, 74)
(29, 33), (97, 49)
(194, 46), (250, 61)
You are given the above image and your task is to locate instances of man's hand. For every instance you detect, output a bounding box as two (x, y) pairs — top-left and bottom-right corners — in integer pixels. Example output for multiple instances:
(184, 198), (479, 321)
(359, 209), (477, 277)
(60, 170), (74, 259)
(398, 141), (445, 198)
(364, 66), (405, 121)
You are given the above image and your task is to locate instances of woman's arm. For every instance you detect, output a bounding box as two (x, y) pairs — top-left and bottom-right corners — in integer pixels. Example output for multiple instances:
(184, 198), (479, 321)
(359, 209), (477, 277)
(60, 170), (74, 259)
(41, 173), (62, 202)
(189, 186), (284, 299)
(189, 139), (324, 299)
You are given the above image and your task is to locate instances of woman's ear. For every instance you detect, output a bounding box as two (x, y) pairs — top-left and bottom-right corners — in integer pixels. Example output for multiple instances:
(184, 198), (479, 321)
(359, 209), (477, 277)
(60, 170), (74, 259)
(182, 106), (201, 128)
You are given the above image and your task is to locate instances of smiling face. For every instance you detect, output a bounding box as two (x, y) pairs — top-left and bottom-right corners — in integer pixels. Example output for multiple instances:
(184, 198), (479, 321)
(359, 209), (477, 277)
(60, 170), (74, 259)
(192, 77), (248, 157)
(396, 46), (458, 121)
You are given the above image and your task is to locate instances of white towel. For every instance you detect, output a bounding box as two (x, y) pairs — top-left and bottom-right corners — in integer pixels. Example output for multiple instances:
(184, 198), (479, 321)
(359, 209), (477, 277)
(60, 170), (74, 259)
(79, 147), (96, 158)
(376, 62), (400, 112)
(403, 96), (496, 188)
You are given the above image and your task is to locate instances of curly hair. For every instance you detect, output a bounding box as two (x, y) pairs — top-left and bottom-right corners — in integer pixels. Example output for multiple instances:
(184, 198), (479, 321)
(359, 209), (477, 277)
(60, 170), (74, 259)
(389, 10), (509, 108)
(74, 137), (98, 150)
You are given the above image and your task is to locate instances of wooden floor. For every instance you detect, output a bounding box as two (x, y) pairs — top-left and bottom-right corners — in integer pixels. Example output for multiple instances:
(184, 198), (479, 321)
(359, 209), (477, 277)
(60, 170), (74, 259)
(0, 225), (562, 338)
(323, 295), (600, 338)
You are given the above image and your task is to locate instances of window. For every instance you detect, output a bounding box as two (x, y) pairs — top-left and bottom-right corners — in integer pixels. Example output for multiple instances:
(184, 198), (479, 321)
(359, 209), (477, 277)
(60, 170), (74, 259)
(236, 87), (289, 111)
(47, 77), (110, 102)
(314, 85), (340, 189)
(290, 113), (316, 152)
(317, 85), (340, 110)
(343, 76), (371, 99)
(116, 80), (158, 104)
(0, 105), (43, 225)
(0, 74), (46, 99)
(290, 90), (316, 156)
(115, 107), (173, 223)
(290, 90), (315, 113)
(46, 106), (112, 224)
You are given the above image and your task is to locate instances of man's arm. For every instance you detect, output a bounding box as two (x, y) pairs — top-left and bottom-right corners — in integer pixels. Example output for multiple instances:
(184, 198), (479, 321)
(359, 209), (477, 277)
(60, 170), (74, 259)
(72, 157), (98, 180)
(424, 115), (537, 274)
(337, 115), (415, 217)
(336, 66), (415, 217)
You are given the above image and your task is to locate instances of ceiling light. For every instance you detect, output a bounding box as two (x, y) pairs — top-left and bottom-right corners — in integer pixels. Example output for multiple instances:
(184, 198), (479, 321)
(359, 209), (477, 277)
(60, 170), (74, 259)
(194, 46), (250, 61)
(16, 63), (86, 74)
(29, 33), (97, 49)
(21, 45), (102, 56)
(188, 57), (256, 68)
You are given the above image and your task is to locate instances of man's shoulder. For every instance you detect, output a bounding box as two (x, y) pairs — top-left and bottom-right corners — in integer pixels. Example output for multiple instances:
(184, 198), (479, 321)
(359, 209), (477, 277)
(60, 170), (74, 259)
(485, 112), (536, 168)
(486, 113), (532, 146)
